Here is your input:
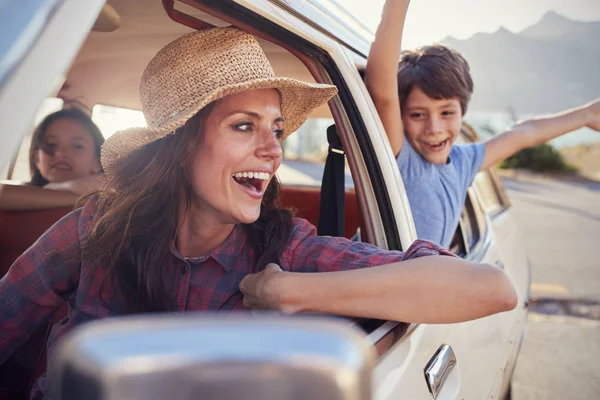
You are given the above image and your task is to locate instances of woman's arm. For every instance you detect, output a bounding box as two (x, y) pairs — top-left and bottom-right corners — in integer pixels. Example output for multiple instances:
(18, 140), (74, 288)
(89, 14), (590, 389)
(240, 257), (517, 324)
(364, 0), (410, 157)
(0, 182), (77, 211)
(481, 97), (600, 170)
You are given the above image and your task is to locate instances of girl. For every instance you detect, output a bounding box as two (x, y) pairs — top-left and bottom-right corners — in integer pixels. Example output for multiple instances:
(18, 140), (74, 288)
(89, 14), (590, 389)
(0, 108), (104, 210)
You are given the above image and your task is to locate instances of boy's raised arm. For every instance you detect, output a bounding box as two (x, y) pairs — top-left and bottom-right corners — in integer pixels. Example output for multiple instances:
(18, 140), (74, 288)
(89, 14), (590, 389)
(365, 0), (410, 157)
(480, 98), (600, 170)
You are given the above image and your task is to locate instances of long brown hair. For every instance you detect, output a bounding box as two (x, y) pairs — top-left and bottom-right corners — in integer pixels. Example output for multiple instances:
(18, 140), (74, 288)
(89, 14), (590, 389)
(82, 103), (293, 314)
(29, 108), (104, 186)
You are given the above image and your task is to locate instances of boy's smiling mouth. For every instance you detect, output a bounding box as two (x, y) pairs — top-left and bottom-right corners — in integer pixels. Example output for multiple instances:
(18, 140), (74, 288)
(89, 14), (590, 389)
(422, 138), (449, 153)
(232, 171), (270, 198)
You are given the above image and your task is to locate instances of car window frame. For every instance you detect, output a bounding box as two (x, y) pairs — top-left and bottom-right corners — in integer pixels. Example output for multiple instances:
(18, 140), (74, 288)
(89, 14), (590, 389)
(190, 0), (424, 348)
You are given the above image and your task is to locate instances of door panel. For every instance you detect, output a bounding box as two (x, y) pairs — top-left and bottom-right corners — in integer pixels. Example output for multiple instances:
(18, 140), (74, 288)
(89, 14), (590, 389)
(373, 193), (524, 399)
(374, 324), (461, 400)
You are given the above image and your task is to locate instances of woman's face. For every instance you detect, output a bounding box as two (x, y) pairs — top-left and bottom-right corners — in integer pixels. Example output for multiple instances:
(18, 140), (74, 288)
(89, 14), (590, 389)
(188, 89), (283, 225)
(35, 118), (102, 183)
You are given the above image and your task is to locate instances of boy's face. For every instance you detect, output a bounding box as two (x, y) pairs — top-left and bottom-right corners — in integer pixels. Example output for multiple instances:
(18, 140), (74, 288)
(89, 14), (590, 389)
(401, 86), (463, 164)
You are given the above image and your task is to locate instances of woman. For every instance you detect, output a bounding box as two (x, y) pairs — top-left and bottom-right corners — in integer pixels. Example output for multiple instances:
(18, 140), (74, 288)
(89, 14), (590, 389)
(0, 27), (517, 399)
(0, 108), (104, 210)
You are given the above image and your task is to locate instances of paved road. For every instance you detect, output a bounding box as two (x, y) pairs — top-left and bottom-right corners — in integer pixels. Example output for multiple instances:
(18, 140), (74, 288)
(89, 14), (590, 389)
(501, 172), (600, 400)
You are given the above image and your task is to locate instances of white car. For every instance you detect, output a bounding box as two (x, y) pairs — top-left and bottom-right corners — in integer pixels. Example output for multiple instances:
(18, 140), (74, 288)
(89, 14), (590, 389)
(0, 1), (529, 399)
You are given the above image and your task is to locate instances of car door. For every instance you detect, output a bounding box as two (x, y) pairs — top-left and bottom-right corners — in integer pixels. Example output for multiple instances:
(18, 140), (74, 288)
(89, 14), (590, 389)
(325, 37), (529, 400)
(370, 188), (526, 400)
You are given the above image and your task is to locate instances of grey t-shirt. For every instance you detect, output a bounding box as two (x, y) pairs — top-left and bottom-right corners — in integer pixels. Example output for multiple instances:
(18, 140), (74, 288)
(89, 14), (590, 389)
(397, 140), (486, 247)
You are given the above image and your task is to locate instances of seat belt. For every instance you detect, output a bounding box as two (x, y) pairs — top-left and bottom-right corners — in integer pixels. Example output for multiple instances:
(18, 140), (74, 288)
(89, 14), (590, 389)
(318, 124), (345, 237)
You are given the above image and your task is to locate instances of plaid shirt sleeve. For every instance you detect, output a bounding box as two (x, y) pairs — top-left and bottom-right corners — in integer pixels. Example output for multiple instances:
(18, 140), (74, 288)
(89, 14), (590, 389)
(282, 218), (456, 273)
(0, 208), (83, 364)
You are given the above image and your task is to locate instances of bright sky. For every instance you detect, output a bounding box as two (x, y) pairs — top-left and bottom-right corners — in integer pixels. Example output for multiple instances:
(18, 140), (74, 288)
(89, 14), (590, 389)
(339, 0), (600, 49)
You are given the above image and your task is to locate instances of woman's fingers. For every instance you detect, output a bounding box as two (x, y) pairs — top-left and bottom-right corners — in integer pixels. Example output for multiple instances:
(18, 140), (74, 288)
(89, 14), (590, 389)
(240, 263), (284, 309)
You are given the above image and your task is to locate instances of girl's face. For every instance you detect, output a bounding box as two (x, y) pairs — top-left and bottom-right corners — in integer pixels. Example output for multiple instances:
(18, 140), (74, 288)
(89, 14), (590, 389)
(188, 89), (283, 225)
(35, 118), (102, 183)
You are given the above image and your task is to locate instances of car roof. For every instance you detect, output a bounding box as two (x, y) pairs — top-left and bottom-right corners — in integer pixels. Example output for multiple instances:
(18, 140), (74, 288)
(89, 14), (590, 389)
(58, 0), (373, 116)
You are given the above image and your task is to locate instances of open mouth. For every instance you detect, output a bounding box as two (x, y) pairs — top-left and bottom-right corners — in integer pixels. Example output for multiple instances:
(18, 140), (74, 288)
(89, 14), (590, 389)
(423, 139), (449, 152)
(232, 171), (270, 198)
(51, 162), (73, 171)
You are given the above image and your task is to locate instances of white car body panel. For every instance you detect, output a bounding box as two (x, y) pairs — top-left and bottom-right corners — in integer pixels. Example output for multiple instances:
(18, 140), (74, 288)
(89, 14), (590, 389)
(0, 1), (530, 399)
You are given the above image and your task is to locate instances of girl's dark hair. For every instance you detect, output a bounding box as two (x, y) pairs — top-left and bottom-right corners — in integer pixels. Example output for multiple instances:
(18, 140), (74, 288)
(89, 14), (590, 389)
(82, 103), (293, 314)
(29, 108), (105, 186)
(397, 44), (474, 115)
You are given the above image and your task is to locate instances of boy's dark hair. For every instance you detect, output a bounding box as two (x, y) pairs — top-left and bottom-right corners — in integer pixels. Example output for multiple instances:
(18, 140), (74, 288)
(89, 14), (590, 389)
(397, 44), (474, 115)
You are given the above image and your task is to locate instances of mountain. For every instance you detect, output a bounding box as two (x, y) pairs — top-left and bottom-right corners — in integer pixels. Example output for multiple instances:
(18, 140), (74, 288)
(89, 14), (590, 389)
(441, 11), (600, 114)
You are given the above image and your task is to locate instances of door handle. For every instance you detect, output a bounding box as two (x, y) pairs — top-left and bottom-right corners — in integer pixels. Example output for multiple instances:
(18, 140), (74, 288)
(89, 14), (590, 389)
(424, 344), (457, 399)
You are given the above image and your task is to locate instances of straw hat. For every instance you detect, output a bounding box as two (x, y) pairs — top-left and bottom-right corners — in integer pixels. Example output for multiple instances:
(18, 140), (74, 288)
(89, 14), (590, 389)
(101, 27), (338, 172)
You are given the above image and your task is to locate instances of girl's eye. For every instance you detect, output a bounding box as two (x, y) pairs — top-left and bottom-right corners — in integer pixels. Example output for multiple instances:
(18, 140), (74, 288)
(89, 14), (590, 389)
(42, 143), (57, 153)
(410, 113), (424, 119)
(233, 122), (253, 132)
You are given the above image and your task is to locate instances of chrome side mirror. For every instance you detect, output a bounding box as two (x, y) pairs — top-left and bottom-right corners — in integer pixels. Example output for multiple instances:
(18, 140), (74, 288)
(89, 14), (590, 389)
(49, 314), (375, 400)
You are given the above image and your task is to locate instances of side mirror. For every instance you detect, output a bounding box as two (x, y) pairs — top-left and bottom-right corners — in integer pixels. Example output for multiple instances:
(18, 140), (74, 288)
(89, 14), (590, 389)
(49, 314), (375, 400)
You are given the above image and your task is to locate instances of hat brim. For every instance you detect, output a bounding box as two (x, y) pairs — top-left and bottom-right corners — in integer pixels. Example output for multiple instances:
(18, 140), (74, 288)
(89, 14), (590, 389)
(101, 77), (337, 173)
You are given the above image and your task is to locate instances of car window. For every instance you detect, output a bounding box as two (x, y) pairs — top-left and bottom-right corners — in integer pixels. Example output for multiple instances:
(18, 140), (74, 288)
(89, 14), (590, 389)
(449, 188), (487, 257)
(4, 101), (146, 182)
(92, 104), (146, 139)
(280, 117), (354, 188)
(473, 169), (508, 216)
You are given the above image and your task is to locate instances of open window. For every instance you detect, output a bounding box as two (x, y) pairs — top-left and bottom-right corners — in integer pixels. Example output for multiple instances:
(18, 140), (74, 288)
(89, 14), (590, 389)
(449, 188), (488, 258)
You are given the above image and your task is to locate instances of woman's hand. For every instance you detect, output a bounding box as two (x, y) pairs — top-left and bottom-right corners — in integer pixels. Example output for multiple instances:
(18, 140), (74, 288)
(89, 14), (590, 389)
(240, 263), (293, 312)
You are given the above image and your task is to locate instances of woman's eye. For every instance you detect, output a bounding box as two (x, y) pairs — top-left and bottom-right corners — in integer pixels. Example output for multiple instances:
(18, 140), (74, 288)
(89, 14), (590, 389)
(233, 122), (253, 132)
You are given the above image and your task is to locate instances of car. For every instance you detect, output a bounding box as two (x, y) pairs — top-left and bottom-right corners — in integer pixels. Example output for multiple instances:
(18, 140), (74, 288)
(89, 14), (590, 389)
(0, 1), (530, 399)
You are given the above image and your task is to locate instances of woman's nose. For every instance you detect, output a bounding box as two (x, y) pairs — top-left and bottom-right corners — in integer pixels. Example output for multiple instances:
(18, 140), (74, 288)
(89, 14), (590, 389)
(257, 130), (283, 160)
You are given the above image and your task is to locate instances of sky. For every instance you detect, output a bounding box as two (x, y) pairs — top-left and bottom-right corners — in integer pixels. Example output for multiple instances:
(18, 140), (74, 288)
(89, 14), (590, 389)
(338, 0), (600, 49)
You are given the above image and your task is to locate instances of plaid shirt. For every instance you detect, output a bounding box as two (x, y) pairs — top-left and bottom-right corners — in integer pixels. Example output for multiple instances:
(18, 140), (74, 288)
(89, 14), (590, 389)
(0, 199), (453, 399)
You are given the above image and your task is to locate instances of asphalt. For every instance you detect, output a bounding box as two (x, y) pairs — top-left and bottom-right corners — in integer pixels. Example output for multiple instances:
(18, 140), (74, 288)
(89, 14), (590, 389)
(501, 172), (600, 400)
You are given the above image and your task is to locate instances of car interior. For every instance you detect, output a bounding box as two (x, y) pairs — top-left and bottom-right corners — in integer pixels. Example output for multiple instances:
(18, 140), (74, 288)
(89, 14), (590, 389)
(0, 3), (369, 398)
(0, 1), (511, 399)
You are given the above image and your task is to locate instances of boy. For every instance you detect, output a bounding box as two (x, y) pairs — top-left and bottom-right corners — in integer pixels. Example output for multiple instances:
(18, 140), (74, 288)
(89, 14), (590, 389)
(365, 0), (600, 247)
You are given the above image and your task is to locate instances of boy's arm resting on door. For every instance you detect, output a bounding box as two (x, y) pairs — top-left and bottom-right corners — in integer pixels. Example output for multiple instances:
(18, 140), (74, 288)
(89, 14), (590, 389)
(364, 0), (410, 157)
(480, 98), (600, 171)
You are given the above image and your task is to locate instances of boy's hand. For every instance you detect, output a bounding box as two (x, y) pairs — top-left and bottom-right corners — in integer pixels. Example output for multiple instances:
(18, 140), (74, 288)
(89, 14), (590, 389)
(585, 98), (600, 132)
